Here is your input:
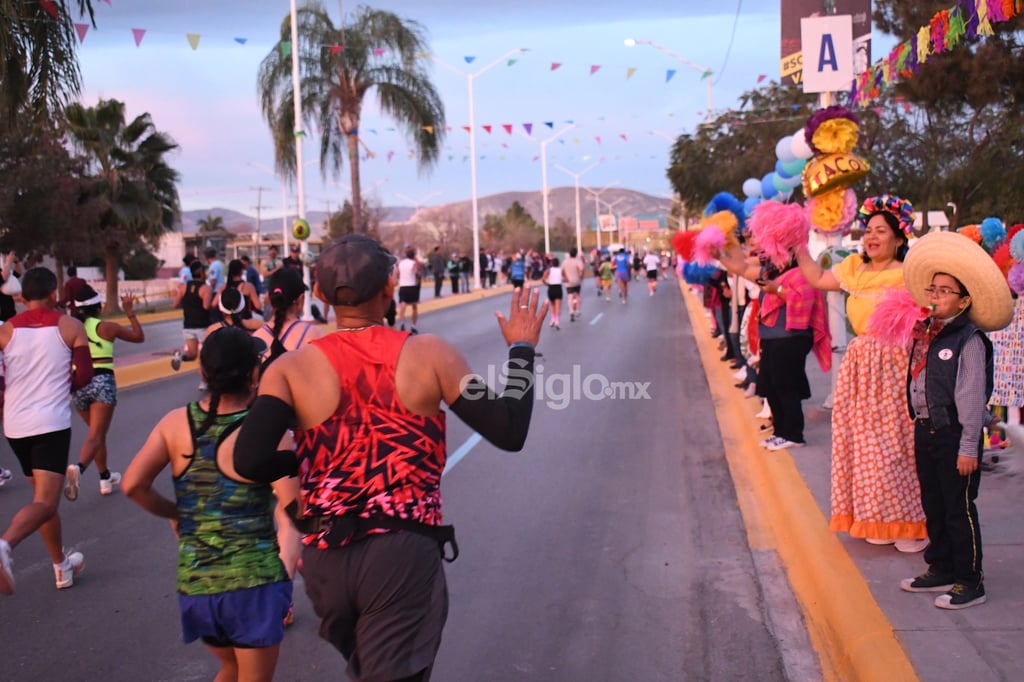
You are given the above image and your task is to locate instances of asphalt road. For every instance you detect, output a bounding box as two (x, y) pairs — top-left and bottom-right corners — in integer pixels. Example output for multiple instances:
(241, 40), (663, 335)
(0, 279), (792, 681)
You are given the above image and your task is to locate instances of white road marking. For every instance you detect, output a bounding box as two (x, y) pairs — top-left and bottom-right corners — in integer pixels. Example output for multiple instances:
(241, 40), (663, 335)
(589, 313), (604, 326)
(443, 433), (483, 475)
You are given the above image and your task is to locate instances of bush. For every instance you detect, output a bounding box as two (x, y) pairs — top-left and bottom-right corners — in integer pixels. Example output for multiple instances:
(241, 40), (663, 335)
(122, 249), (161, 280)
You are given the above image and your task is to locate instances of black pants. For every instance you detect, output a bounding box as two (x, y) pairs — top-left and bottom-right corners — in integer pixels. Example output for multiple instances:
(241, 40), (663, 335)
(434, 275), (444, 298)
(449, 275), (459, 295)
(915, 420), (983, 585)
(757, 335), (812, 443)
(713, 304), (732, 352)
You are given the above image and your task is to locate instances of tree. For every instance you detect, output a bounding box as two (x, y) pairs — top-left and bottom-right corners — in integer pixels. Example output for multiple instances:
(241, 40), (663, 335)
(257, 3), (446, 235)
(64, 99), (181, 312)
(0, 0), (96, 129)
(197, 214), (225, 233)
(326, 195), (387, 240)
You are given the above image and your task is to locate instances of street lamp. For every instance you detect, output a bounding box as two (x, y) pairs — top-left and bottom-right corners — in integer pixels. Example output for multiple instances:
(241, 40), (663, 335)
(426, 47), (528, 289)
(554, 161), (599, 254)
(601, 197), (627, 244)
(582, 181), (620, 250)
(247, 161), (290, 251)
(394, 191), (442, 217)
(518, 124), (575, 254)
(625, 38), (714, 123)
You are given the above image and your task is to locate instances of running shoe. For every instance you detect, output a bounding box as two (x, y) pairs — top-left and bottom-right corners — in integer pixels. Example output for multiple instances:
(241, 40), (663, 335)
(99, 471), (122, 496)
(283, 602), (295, 628)
(171, 350), (182, 371)
(900, 569), (954, 593)
(54, 550), (85, 589)
(64, 464), (80, 501)
(935, 582), (986, 610)
(0, 467), (12, 487)
(0, 539), (13, 595)
(765, 438), (804, 451)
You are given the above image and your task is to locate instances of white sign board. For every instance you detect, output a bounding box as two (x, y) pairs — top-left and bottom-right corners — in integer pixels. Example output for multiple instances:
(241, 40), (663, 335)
(801, 15), (854, 93)
(598, 214), (617, 232)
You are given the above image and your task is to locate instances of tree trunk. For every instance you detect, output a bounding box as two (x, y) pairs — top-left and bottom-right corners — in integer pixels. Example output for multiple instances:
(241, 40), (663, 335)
(347, 132), (363, 234)
(102, 246), (120, 314)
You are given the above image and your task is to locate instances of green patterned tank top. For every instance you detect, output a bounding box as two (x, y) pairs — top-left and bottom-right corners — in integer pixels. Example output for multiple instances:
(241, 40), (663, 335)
(173, 402), (287, 595)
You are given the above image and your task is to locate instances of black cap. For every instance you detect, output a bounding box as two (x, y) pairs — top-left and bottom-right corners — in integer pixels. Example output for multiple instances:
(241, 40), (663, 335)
(267, 268), (308, 304)
(316, 234), (396, 306)
(200, 327), (267, 391)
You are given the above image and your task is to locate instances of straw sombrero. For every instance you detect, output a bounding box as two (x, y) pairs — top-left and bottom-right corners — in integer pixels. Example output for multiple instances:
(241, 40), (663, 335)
(903, 230), (1014, 332)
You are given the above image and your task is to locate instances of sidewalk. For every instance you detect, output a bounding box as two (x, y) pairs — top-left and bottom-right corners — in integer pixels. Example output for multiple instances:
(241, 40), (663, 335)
(112, 284), (515, 389)
(682, 285), (1024, 682)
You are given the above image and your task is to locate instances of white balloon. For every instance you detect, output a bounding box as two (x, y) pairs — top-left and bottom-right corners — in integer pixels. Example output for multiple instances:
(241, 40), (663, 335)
(790, 128), (814, 160)
(775, 136), (796, 162)
(742, 178), (762, 198)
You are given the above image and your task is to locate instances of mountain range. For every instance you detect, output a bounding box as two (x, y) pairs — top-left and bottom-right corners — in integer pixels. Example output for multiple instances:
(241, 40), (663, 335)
(179, 186), (672, 237)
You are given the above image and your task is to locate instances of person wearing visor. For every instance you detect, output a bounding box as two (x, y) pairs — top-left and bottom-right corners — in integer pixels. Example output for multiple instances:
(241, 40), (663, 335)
(234, 234), (548, 682)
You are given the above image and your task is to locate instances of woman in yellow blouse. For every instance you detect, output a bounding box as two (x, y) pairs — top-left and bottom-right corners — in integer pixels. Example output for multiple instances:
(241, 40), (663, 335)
(796, 194), (928, 552)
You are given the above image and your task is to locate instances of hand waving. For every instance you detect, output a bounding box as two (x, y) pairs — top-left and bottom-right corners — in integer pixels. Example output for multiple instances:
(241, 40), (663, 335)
(496, 287), (548, 348)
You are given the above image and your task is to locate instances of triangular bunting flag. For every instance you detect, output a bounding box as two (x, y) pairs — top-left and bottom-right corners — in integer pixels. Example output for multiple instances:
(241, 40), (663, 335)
(550, 63), (562, 71)
(595, 136), (602, 145)
(447, 155), (453, 161)
(701, 70), (713, 80)
(186, 33), (200, 51)
(280, 41), (291, 57)
(507, 59), (517, 66)
(234, 38), (247, 45)
(626, 67), (637, 80)
(74, 23), (89, 44)
(387, 151), (395, 162)
(482, 125), (492, 134)
(480, 155), (487, 160)
(373, 48), (385, 56)
(464, 56), (476, 63)
(666, 69), (676, 83)
(756, 74), (767, 83)
(582, 155), (591, 161)
(523, 123), (532, 135)
(132, 28), (146, 47)
(462, 155), (469, 162)
(368, 129), (377, 134)
(100, 0), (110, 4)
(589, 65), (601, 75)
(619, 134), (627, 141)
(501, 143), (509, 148)
(532, 155), (540, 162)
(461, 125), (471, 133)
(502, 124), (512, 135)
(422, 126), (434, 134)
(330, 45), (343, 55)
(544, 121), (554, 129)
(39, 0), (59, 19)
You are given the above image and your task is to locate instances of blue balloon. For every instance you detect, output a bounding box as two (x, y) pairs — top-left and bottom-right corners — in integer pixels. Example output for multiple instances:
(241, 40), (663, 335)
(742, 177), (762, 198)
(779, 172), (803, 189)
(776, 136), (796, 162)
(772, 173), (790, 193)
(775, 159), (795, 179)
(781, 157), (806, 177)
(761, 173), (777, 200)
(743, 196), (760, 218)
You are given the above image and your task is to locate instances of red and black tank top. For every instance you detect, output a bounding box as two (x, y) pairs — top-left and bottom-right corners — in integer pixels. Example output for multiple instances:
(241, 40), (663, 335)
(294, 327), (447, 548)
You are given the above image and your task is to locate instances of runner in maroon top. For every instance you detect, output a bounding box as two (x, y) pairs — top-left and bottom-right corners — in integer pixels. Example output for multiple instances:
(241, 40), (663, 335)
(235, 234), (547, 682)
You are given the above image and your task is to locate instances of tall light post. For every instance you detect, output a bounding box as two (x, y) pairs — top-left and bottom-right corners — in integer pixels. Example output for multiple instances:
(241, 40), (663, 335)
(583, 181), (620, 251)
(625, 38), (714, 123)
(601, 197), (627, 245)
(247, 161), (290, 251)
(426, 48), (527, 289)
(395, 191), (442, 217)
(554, 161), (599, 254)
(517, 124), (575, 254)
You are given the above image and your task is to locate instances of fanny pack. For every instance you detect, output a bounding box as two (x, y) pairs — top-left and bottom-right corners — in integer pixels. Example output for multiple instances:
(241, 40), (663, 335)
(285, 501), (459, 562)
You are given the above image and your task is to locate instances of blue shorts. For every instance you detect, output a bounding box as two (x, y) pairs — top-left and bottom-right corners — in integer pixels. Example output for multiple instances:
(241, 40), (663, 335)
(179, 580), (292, 648)
(71, 372), (118, 411)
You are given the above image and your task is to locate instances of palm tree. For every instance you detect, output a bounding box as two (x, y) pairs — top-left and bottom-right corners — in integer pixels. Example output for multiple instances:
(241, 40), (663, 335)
(64, 98), (181, 312)
(257, 2), (445, 233)
(0, 0), (96, 128)
(197, 214), (225, 233)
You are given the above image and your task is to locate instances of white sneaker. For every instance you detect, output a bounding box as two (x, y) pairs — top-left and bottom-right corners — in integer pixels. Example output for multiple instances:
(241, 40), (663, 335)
(64, 465), (80, 501)
(0, 467), (12, 487)
(895, 538), (930, 553)
(54, 550), (85, 589)
(99, 471), (122, 496)
(171, 350), (183, 371)
(0, 539), (14, 595)
(732, 367), (748, 381)
(760, 436), (781, 448)
(766, 438), (805, 451)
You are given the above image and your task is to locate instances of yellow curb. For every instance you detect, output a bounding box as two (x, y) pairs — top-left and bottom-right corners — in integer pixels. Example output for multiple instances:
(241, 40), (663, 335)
(109, 309), (182, 326)
(679, 282), (919, 682)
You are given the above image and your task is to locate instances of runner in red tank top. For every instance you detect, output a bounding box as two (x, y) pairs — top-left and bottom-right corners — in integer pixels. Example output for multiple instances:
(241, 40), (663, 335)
(235, 234), (548, 682)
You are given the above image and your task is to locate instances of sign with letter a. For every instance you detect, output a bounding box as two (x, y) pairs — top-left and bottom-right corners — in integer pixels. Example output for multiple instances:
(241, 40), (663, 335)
(800, 15), (853, 93)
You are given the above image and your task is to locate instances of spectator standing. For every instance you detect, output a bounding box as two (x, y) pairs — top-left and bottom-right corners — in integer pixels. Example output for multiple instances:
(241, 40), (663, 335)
(241, 255), (263, 297)
(447, 252), (461, 295)
(59, 265), (89, 313)
(282, 244), (304, 272)
(459, 252), (472, 293)
(205, 247), (225, 293)
(430, 246), (446, 299)
(0, 253), (24, 322)
(177, 255), (196, 284)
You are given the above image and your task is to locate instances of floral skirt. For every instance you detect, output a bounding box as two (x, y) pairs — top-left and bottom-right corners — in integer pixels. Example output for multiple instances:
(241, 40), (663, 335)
(990, 297), (1024, 408)
(829, 335), (927, 539)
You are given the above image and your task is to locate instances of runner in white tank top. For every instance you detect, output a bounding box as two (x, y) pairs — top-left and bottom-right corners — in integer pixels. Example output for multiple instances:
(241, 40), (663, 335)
(542, 257), (565, 329)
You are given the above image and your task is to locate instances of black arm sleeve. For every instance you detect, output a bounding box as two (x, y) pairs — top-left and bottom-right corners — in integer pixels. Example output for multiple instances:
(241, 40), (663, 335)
(449, 345), (536, 451)
(234, 395), (300, 483)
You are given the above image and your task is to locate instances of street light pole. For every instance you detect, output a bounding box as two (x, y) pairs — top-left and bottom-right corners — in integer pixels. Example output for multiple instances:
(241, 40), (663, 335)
(289, 0), (312, 321)
(427, 48), (527, 290)
(582, 181), (620, 251)
(625, 38), (714, 123)
(246, 161), (290, 251)
(554, 161), (599, 254)
(518, 124), (574, 255)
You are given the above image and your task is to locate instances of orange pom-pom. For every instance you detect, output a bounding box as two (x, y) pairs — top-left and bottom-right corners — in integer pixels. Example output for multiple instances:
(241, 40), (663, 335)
(958, 224), (982, 244)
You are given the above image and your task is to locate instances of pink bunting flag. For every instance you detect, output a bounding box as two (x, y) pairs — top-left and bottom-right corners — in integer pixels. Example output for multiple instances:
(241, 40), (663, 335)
(550, 63), (562, 71)
(501, 143), (509, 148)
(461, 125), (471, 133)
(532, 155), (540, 162)
(502, 124), (512, 135)
(482, 125), (492, 134)
(589, 65), (601, 75)
(373, 48), (385, 56)
(619, 134), (627, 142)
(132, 28), (146, 47)
(39, 0), (59, 18)
(74, 23), (89, 43)
(387, 151), (395, 163)
(595, 136), (602, 145)
(756, 74), (767, 83)
(523, 123), (533, 135)
(330, 45), (344, 56)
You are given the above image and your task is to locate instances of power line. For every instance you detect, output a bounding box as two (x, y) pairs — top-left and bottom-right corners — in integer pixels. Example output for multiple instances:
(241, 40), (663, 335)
(713, 0), (743, 86)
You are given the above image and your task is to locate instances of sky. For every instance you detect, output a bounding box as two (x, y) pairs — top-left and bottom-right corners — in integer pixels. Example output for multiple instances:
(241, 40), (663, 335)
(71, 0), (884, 218)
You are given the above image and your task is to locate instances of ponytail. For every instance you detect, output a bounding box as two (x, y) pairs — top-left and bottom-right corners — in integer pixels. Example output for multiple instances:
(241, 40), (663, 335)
(195, 391), (222, 440)
(260, 285), (295, 374)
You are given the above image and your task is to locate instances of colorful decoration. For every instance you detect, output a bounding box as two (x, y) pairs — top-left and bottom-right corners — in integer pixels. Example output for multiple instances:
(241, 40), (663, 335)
(748, 201), (810, 269)
(865, 288), (929, 350)
(292, 218), (311, 241)
(856, 194), (916, 237)
(959, 224), (983, 244)
(801, 106), (870, 235)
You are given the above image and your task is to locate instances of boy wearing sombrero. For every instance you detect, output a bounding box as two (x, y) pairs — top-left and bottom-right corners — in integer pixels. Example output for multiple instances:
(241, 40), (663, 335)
(899, 231), (1014, 609)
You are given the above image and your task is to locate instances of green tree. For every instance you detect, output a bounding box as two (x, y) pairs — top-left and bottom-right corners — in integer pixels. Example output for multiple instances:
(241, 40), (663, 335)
(0, 0), (96, 128)
(64, 99), (180, 312)
(257, 3), (446, 236)
(197, 214), (225, 233)
(326, 196), (386, 240)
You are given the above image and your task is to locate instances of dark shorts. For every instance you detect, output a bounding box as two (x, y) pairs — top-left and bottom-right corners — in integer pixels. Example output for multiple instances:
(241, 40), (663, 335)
(615, 271), (630, 283)
(303, 532), (448, 682)
(6, 429), (71, 477)
(566, 285), (581, 295)
(647, 269), (659, 281)
(547, 284), (563, 301)
(179, 580), (292, 649)
(71, 372), (118, 411)
(510, 278), (524, 290)
(398, 285), (421, 304)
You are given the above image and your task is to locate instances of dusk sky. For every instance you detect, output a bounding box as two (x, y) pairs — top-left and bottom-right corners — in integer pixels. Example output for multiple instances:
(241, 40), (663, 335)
(73, 1), (894, 217)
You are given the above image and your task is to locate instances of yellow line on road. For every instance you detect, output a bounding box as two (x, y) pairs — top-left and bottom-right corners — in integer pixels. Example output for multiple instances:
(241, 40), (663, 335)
(680, 282), (919, 682)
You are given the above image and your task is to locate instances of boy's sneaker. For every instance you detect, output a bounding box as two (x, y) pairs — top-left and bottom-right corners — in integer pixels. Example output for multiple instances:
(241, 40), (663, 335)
(64, 464), (80, 501)
(0, 539), (14, 595)
(760, 435), (781, 448)
(935, 582), (986, 609)
(171, 350), (183, 371)
(99, 471), (122, 496)
(0, 467), (12, 487)
(900, 569), (954, 593)
(54, 550), (85, 590)
(766, 438), (805, 452)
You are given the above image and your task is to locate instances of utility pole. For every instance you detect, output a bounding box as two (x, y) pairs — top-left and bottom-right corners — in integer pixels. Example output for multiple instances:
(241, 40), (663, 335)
(251, 186), (271, 261)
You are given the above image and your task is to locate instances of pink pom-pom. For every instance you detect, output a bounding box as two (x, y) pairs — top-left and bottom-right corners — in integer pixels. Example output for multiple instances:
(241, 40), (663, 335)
(1008, 263), (1024, 296)
(749, 201), (810, 268)
(866, 288), (928, 349)
(694, 228), (726, 265)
